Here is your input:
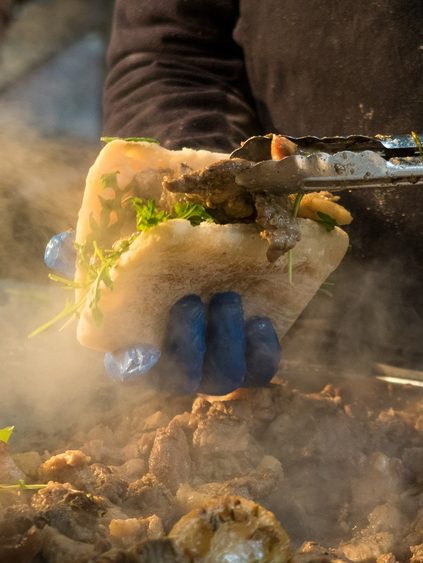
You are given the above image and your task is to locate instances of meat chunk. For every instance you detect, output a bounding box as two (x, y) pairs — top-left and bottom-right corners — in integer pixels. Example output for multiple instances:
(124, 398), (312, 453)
(40, 455), (128, 505)
(109, 514), (163, 546)
(123, 473), (175, 524)
(192, 402), (263, 481)
(254, 192), (301, 261)
(148, 423), (191, 494)
(40, 449), (91, 482)
(31, 482), (107, 544)
(82, 464), (128, 504)
(163, 158), (255, 222)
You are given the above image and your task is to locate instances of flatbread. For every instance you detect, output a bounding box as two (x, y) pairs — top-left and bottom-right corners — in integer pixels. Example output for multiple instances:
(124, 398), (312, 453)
(75, 141), (349, 352)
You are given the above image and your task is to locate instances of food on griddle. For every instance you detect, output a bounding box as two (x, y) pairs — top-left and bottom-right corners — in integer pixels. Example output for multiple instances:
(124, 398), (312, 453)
(1, 380), (422, 561)
(72, 138), (350, 353)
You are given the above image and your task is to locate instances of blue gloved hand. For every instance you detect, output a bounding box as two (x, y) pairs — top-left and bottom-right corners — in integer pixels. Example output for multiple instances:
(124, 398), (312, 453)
(105, 292), (282, 395)
(44, 230), (76, 279)
(44, 232), (282, 395)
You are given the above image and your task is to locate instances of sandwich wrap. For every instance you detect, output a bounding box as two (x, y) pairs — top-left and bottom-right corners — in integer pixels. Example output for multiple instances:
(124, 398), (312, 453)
(75, 140), (349, 353)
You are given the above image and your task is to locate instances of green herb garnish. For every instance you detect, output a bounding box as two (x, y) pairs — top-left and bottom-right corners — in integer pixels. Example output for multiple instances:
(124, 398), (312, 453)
(132, 198), (169, 231)
(411, 131), (423, 156)
(101, 136), (159, 144)
(316, 211), (338, 232)
(172, 201), (214, 226)
(132, 198), (213, 231)
(31, 191), (215, 336)
(0, 426), (14, 444)
(28, 297), (86, 338)
(0, 480), (47, 492)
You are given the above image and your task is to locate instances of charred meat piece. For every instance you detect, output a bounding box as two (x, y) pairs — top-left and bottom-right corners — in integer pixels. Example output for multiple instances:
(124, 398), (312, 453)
(148, 422), (192, 494)
(31, 482), (107, 544)
(123, 473), (176, 524)
(254, 193), (301, 261)
(40, 452), (128, 505)
(163, 158), (255, 222)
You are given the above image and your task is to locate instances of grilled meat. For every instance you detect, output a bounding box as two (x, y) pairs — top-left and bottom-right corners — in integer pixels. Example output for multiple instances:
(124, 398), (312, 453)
(163, 156), (300, 261)
(0, 380), (422, 561)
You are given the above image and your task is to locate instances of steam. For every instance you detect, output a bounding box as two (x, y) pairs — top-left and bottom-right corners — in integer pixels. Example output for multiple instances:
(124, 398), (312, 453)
(282, 251), (423, 391)
(0, 121), (420, 556)
(0, 9), (421, 560)
(0, 123), (107, 442)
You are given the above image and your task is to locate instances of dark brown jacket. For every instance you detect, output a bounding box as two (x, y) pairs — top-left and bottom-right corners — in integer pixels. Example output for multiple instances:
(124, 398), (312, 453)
(104, 0), (422, 151)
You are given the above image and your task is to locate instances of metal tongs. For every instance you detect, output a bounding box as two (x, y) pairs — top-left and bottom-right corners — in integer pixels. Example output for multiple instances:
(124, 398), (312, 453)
(230, 133), (423, 194)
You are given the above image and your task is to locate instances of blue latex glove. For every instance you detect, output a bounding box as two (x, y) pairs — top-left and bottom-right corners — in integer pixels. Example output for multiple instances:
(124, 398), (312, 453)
(44, 232), (282, 394)
(105, 292), (282, 395)
(44, 230), (76, 278)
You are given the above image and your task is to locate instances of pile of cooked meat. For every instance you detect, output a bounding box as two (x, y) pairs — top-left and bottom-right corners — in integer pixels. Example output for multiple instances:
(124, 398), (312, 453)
(0, 376), (422, 562)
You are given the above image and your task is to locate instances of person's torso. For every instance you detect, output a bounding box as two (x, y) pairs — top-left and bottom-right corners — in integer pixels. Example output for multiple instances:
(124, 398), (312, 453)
(234, 0), (423, 137)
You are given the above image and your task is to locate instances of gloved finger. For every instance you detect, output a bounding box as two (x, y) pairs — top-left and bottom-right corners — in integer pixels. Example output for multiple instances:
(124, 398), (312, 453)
(244, 316), (281, 387)
(160, 294), (206, 394)
(104, 344), (161, 382)
(44, 230), (76, 278)
(200, 292), (246, 395)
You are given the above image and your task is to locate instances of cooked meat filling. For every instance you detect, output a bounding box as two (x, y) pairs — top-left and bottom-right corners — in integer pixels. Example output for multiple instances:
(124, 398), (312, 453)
(163, 157), (301, 261)
(163, 158), (256, 222)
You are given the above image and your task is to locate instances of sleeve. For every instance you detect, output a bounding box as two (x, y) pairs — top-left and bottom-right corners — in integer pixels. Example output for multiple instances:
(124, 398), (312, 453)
(103, 0), (261, 152)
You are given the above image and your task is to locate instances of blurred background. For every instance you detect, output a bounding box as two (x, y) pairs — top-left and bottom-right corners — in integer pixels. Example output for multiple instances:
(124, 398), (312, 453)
(0, 0), (114, 281)
(0, 0), (116, 437)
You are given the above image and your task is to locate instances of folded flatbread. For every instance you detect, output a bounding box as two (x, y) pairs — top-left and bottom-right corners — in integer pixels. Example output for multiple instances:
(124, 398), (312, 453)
(75, 140), (349, 352)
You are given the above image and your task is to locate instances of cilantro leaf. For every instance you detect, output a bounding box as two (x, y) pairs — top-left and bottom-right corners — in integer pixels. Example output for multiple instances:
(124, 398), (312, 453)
(316, 211), (338, 232)
(131, 198), (215, 231)
(172, 202), (214, 226)
(0, 426), (14, 444)
(132, 198), (169, 231)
